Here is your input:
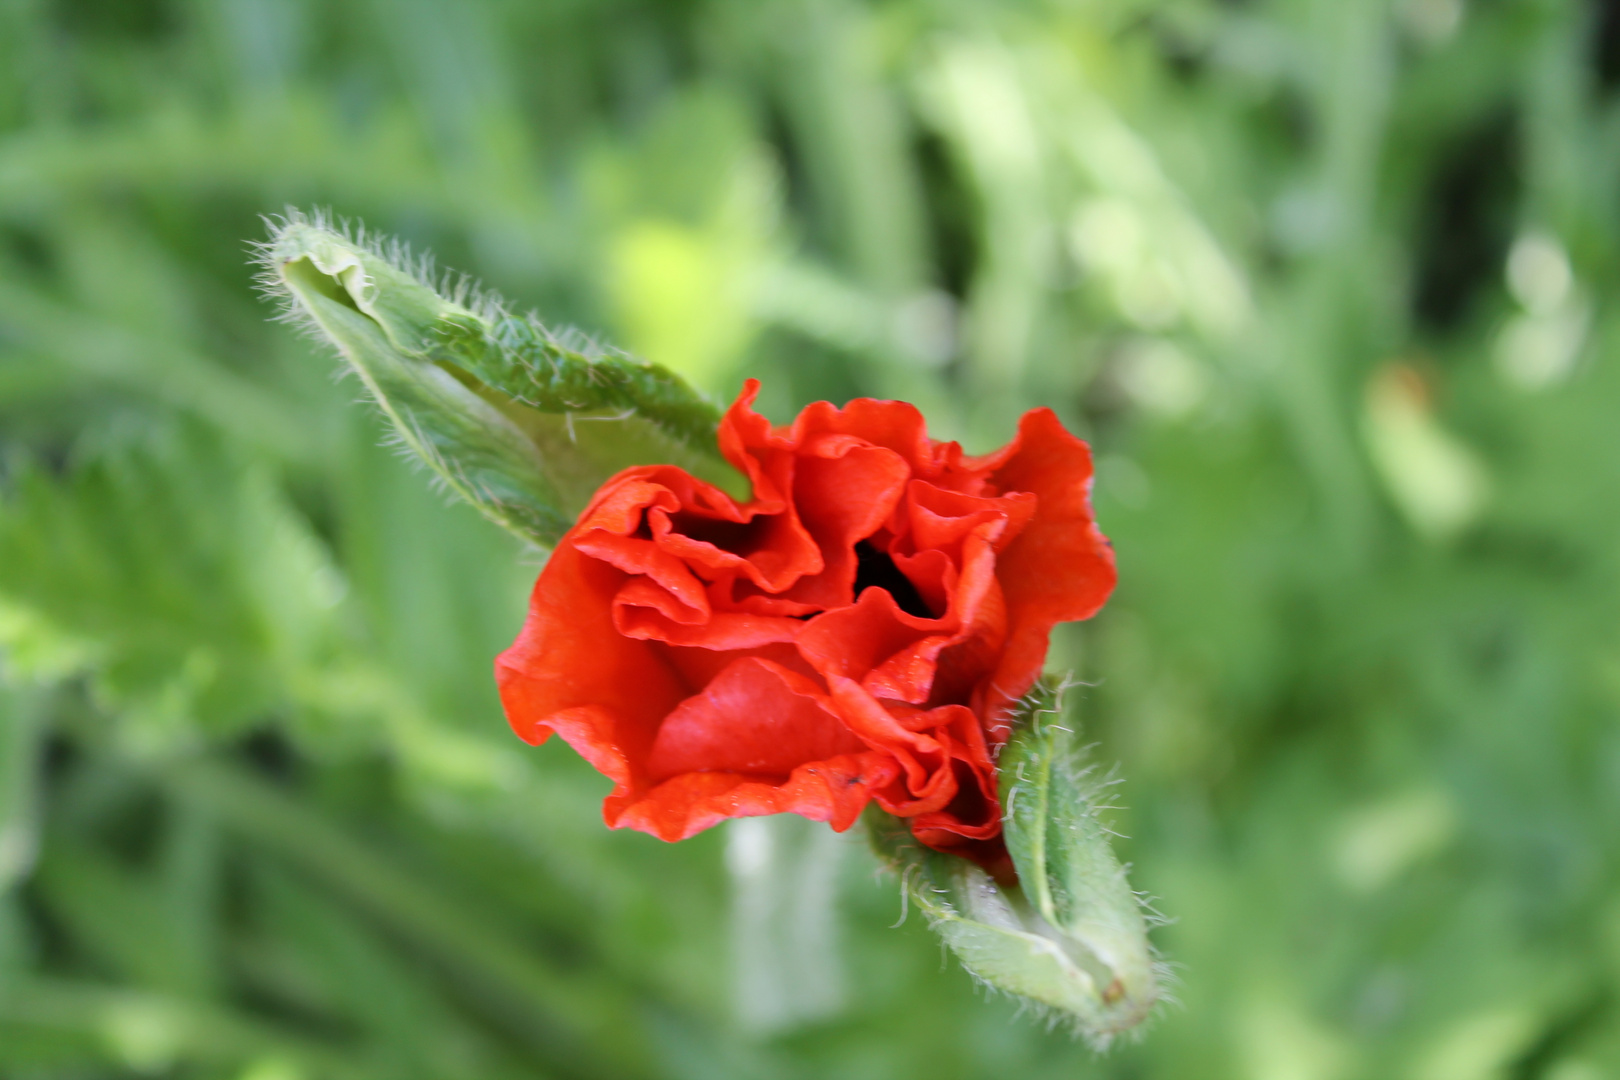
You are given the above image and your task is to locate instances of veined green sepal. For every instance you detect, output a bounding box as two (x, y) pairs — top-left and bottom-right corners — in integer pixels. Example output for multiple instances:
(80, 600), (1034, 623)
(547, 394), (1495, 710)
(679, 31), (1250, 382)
(867, 678), (1160, 1045)
(258, 211), (744, 548)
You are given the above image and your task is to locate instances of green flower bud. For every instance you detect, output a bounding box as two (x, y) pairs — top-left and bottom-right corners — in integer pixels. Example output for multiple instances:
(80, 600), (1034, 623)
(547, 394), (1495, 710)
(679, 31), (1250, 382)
(868, 679), (1161, 1045)
(258, 211), (743, 548)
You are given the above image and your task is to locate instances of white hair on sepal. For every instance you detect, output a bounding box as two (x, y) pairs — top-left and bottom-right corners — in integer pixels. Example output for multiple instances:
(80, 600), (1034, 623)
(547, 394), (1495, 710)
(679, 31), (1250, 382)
(866, 672), (1168, 1048)
(255, 209), (642, 382)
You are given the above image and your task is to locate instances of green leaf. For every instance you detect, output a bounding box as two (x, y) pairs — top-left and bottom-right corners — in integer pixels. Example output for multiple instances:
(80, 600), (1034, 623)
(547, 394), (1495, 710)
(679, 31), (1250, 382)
(168, 758), (660, 1079)
(0, 681), (44, 898)
(0, 977), (378, 1078)
(868, 679), (1160, 1045)
(32, 839), (213, 996)
(0, 424), (342, 738)
(260, 211), (745, 549)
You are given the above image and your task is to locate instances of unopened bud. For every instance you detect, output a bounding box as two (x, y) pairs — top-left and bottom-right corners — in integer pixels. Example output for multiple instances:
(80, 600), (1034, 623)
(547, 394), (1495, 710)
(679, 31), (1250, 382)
(869, 679), (1160, 1044)
(258, 211), (740, 548)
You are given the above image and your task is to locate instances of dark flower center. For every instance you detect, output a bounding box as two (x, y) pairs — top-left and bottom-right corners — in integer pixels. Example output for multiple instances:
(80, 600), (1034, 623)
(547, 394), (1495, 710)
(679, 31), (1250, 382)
(853, 540), (934, 618)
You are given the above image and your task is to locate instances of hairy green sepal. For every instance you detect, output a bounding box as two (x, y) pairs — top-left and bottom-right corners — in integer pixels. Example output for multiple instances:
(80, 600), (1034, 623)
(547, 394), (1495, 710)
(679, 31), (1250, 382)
(263, 213), (743, 547)
(868, 679), (1158, 1044)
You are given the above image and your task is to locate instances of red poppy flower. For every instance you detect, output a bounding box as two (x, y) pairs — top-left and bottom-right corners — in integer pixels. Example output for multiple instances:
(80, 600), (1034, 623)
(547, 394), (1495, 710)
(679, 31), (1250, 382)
(495, 380), (1114, 861)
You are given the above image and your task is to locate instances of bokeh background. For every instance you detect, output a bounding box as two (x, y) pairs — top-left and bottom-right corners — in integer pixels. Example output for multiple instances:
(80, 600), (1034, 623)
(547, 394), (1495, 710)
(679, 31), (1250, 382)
(2, 0), (1618, 1077)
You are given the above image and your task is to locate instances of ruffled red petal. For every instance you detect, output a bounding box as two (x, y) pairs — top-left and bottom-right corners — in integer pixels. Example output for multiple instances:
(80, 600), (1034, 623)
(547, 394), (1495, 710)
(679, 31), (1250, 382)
(495, 543), (688, 757)
(616, 752), (900, 841)
(646, 658), (867, 780)
(977, 409), (1116, 735)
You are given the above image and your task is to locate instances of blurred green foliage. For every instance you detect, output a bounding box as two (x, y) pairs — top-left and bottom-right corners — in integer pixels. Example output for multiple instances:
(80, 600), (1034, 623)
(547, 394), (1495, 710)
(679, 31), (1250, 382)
(2, 0), (1619, 1077)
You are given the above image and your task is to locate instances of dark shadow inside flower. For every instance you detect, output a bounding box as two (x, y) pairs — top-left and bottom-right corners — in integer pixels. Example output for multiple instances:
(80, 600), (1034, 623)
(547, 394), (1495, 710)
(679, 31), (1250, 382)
(666, 510), (756, 552)
(934, 759), (994, 833)
(853, 539), (934, 618)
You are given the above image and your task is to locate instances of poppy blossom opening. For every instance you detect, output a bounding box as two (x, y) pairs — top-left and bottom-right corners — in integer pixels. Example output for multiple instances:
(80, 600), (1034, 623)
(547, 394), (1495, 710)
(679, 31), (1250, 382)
(495, 379), (1115, 862)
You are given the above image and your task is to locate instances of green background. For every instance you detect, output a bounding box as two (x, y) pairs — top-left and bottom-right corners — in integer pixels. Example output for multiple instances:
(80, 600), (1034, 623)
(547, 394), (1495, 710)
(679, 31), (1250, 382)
(2, 0), (1618, 1077)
